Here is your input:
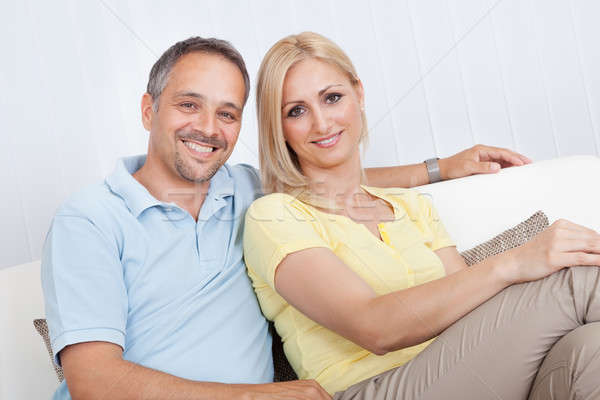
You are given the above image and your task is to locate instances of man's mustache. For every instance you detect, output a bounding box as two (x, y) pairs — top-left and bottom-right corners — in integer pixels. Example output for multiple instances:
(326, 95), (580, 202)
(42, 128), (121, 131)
(176, 129), (227, 149)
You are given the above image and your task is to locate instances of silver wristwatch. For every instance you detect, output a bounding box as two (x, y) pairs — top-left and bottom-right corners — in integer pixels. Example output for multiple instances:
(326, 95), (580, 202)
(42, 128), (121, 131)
(424, 157), (442, 184)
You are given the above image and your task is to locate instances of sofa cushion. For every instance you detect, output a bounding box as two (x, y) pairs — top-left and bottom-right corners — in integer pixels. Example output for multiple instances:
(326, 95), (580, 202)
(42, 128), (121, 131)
(33, 319), (64, 382)
(32, 210), (549, 384)
(460, 211), (549, 266)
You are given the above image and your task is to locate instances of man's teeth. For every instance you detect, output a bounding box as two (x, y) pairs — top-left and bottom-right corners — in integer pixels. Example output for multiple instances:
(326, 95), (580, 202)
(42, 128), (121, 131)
(184, 141), (214, 153)
(315, 133), (339, 145)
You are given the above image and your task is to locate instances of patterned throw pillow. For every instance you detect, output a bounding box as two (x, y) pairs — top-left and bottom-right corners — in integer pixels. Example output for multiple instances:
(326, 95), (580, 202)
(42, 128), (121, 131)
(33, 318), (64, 382)
(460, 211), (549, 266)
(32, 211), (549, 384)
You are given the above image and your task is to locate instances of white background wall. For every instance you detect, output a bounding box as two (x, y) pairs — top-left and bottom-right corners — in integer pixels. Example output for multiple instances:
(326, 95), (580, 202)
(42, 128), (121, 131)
(1, 0), (599, 269)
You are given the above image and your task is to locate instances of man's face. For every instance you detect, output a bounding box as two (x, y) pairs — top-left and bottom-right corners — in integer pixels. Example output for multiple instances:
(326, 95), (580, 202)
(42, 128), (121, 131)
(143, 52), (245, 183)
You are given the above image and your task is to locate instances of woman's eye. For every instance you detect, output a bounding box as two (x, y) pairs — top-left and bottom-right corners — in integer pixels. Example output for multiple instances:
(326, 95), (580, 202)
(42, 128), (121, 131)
(325, 93), (342, 104)
(288, 106), (305, 118)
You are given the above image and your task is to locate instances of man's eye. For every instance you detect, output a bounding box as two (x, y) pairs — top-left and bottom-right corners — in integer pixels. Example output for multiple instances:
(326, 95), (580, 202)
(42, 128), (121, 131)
(220, 112), (235, 121)
(180, 102), (196, 110)
(288, 106), (305, 118)
(325, 93), (342, 104)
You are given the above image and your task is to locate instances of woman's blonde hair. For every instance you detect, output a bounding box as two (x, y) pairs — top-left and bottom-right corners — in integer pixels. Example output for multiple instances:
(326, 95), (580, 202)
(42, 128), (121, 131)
(256, 31), (368, 195)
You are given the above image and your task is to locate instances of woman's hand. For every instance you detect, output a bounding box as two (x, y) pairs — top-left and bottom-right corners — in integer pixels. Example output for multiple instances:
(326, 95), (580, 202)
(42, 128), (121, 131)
(498, 219), (600, 284)
(439, 144), (532, 180)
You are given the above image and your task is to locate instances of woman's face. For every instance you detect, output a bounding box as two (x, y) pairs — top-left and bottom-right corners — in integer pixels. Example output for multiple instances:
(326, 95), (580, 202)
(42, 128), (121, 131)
(281, 58), (364, 174)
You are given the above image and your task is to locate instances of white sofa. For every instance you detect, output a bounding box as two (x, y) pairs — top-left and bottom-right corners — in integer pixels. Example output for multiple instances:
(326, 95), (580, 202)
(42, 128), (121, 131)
(2, 155), (600, 399)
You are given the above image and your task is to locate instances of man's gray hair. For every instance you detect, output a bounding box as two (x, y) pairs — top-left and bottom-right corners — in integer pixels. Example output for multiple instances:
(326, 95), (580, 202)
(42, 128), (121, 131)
(146, 36), (250, 111)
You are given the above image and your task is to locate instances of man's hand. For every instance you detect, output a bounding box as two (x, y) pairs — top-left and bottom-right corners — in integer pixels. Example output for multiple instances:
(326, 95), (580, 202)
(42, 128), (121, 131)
(438, 144), (532, 180)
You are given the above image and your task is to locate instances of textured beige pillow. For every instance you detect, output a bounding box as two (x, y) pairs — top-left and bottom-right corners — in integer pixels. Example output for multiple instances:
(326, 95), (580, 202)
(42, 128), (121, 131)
(460, 211), (549, 266)
(32, 210), (549, 384)
(33, 319), (64, 382)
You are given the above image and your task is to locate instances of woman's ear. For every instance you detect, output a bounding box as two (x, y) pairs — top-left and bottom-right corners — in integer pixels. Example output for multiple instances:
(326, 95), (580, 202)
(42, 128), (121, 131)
(355, 79), (365, 111)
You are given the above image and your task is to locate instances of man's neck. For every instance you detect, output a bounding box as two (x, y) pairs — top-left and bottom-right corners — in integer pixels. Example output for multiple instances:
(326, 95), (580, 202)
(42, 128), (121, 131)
(132, 157), (210, 221)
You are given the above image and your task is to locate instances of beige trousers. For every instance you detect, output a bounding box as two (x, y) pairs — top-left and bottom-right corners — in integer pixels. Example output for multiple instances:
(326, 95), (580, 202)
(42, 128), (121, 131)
(334, 266), (600, 400)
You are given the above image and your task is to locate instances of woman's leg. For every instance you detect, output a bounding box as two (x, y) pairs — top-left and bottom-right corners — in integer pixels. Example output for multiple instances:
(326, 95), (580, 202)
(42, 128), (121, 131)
(528, 322), (600, 400)
(334, 266), (600, 400)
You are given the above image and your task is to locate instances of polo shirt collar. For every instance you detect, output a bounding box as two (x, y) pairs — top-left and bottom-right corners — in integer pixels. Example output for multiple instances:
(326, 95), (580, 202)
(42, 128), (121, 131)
(105, 155), (162, 218)
(105, 155), (235, 219)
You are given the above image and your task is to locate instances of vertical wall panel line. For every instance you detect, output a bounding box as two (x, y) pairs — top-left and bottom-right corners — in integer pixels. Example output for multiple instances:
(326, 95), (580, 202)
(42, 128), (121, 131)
(327, 0), (342, 43)
(405, 0), (439, 157)
(288, 0), (300, 32)
(367, 0), (401, 164)
(528, 0), (560, 157)
(248, 0), (264, 59)
(568, 0), (600, 156)
(204, 0), (218, 35)
(446, 0), (477, 145)
(489, 11), (519, 151)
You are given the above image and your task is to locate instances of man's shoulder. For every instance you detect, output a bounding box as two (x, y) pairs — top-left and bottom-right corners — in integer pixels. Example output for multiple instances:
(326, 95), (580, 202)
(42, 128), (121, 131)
(55, 180), (128, 224)
(223, 163), (262, 199)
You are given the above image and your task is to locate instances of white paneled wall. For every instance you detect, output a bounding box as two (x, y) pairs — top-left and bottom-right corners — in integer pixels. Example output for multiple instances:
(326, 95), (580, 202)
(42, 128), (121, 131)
(1, 0), (598, 269)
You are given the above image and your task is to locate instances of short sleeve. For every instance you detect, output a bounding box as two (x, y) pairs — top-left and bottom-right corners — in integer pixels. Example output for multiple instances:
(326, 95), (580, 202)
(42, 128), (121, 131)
(41, 215), (128, 366)
(243, 194), (331, 289)
(382, 187), (455, 251)
(416, 192), (455, 251)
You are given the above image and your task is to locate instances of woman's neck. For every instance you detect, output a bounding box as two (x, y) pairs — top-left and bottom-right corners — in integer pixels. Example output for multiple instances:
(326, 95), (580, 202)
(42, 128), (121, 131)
(300, 152), (366, 209)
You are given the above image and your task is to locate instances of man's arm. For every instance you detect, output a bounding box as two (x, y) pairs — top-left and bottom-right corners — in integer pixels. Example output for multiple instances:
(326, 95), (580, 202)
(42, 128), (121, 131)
(364, 144), (532, 188)
(60, 342), (331, 400)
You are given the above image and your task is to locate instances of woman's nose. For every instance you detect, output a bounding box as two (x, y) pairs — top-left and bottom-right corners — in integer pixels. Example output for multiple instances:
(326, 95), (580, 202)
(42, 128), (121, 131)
(312, 106), (331, 135)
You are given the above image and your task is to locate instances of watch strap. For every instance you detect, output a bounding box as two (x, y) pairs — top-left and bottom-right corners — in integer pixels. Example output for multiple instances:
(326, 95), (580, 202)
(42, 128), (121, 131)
(424, 157), (442, 184)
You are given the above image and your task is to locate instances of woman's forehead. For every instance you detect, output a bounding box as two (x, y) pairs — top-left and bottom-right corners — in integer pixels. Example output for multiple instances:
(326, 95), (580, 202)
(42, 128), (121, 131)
(283, 59), (352, 97)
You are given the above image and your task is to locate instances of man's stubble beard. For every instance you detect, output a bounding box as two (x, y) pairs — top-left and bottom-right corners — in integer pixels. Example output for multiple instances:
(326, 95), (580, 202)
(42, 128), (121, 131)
(174, 148), (226, 183)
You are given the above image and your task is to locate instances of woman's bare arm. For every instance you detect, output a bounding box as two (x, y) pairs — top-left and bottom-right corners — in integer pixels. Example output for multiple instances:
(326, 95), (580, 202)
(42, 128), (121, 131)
(274, 220), (600, 355)
(274, 246), (509, 355)
(363, 144), (531, 188)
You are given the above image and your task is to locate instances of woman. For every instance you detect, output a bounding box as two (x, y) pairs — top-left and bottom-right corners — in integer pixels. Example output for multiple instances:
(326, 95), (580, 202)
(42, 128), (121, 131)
(243, 32), (600, 399)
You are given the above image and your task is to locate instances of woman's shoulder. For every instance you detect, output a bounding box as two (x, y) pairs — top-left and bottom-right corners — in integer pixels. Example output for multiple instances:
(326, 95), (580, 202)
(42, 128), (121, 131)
(362, 185), (420, 203)
(249, 192), (298, 210)
(363, 185), (435, 216)
(247, 192), (318, 221)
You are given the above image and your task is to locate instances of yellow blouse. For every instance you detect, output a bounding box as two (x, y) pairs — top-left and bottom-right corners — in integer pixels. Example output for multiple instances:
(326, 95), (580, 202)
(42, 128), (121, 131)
(243, 186), (455, 393)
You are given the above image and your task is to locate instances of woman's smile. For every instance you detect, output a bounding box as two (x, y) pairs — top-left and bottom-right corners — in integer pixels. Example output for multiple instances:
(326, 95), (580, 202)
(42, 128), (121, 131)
(311, 130), (343, 148)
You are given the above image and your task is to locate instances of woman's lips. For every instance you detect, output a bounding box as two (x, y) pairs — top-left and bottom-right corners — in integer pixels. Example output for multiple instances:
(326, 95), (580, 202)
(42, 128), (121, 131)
(312, 131), (343, 148)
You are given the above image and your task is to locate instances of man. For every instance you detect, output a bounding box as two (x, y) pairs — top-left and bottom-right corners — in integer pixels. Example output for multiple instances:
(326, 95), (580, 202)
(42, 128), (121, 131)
(41, 36), (530, 400)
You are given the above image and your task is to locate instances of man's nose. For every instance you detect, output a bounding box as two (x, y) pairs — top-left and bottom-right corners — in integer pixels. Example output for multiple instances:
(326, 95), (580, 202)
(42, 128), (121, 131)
(194, 112), (218, 137)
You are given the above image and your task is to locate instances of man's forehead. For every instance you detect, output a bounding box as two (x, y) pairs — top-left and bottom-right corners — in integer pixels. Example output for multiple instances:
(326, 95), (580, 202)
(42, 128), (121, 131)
(165, 52), (245, 105)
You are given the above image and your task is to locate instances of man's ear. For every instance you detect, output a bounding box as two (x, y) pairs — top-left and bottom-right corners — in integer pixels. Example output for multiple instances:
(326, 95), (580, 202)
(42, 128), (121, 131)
(141, 93), (155, 131)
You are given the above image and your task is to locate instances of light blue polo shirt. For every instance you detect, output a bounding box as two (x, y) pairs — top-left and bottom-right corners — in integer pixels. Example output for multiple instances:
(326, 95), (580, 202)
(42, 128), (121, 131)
(41, 155), (273, 399)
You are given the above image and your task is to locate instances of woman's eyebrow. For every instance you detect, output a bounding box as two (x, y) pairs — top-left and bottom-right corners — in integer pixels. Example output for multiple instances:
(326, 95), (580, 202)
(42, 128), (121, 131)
(318, 84), (343, 96)
(282, 84), (344, 109)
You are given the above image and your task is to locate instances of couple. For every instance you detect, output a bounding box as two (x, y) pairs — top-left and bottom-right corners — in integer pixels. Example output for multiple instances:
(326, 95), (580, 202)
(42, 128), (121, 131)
(41, 32), (600, 400)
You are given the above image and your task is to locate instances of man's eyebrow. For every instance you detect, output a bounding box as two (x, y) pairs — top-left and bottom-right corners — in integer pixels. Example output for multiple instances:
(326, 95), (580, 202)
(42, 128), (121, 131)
(174, 91), (205, 100)
(221, 101), (243, 113)
(174, 91), (242, 112)
(282, 84), (344, 109)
